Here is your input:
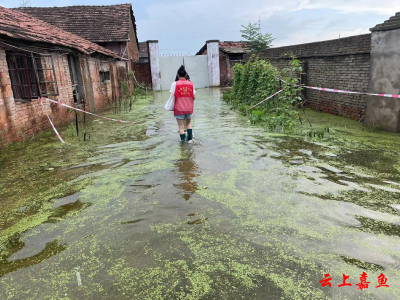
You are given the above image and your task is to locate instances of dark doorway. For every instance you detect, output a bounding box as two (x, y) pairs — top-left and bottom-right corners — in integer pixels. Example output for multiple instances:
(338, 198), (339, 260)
(67, 54), (85, 103)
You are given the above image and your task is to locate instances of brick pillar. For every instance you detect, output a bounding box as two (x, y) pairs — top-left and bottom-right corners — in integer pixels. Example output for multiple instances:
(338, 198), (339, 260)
(147, 40), (161, 91)
(206, 40), (220, 87)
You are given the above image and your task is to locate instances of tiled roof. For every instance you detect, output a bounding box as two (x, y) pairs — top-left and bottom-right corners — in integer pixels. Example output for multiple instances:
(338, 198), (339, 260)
(139, 42), (148, 57)
(0, 6), (119, 58)
(219, 41), (250, 53)
(220, 47), (251, 54)
(370, 12), (400, 32)
(196, 41), (250, 55)
(16, 4), (137, 43)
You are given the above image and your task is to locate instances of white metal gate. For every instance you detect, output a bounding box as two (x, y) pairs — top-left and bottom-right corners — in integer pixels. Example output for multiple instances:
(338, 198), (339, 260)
(159, 55), (209, 91)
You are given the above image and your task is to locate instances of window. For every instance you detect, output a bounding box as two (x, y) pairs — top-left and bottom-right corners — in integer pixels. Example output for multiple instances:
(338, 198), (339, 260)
(6, 51), (59, 101)
(99, 71), (110, 82)
(229, 53), (244, 62)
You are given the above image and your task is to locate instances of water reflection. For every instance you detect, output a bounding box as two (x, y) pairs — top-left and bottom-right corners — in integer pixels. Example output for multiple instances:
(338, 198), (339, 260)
(174, 144), (199, 200)
(0, 239), (66, 278)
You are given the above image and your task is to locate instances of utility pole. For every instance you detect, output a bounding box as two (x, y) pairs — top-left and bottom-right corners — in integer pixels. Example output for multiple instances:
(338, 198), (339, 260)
(20, 0), (31, 7)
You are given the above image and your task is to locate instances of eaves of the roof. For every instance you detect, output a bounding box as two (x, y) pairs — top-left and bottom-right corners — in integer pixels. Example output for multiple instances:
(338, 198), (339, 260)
(0, 5), (120, 58)
(370, 12), (400, 32)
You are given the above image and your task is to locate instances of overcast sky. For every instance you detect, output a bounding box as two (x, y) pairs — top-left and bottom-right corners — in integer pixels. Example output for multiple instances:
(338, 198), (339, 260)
(4, 0), (400, 55)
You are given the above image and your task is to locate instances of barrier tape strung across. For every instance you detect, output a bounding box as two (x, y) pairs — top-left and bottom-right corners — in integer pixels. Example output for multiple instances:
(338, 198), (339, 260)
(245, 89), (284, 111)
(278, 78), (400, 99)
(42, 98), (132, 123)
(132, 72), (147, 90)
(40, 99), (65, 144)
(303, 86), (400, 98)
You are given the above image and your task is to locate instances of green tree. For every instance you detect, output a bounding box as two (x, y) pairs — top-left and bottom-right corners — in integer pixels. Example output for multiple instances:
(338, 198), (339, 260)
(240, 23), (274, 51)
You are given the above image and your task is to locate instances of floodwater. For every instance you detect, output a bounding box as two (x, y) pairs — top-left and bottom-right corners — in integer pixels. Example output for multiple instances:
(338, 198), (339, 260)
(1, 88), (400, 299)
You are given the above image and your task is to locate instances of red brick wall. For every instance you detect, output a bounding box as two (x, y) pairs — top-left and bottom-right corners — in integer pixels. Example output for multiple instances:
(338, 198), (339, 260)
(126, 16), (139, 64)
(244, 34), (372, 120)
(0, 47), (127, 146)
(86, 57), (113, 110)
(0, 49), (74, 145)
(219, 51), (239, 86)
(80, 56), (128, 112)
(132, 62), (152, 87)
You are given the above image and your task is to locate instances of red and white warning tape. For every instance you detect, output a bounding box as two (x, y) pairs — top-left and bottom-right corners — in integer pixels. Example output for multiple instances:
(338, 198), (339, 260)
(40, 99), (65, 144)
(42, 98), (132, 123)
(303, 86), (400, 98)
(40, 97), (133, 143)
(245, 89), (284, 112)
(278, 78), (400, 98)
(245, 79), (400, 111)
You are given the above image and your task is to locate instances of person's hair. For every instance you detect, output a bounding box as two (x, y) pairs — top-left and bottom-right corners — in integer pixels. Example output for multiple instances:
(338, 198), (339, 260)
(177, 65), (187, 78)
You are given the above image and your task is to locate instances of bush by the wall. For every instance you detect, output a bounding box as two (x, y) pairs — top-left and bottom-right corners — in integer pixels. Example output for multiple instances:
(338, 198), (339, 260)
(223, 55), (303, 132)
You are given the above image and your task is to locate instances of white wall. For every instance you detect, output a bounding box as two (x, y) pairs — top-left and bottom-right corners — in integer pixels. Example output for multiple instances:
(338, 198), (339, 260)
(159, 55), (209, 91)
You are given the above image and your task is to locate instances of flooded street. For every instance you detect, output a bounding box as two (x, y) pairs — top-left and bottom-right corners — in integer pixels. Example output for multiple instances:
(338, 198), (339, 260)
(1, 88), (400, 299)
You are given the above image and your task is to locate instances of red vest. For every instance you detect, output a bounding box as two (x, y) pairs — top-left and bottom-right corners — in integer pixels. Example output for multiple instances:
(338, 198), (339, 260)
(174, 79), (194, 116)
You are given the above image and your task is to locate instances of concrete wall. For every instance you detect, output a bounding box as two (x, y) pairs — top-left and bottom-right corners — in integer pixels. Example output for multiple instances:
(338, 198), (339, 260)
(207, 40), (220, 87)
(245, 34), (372, 120)
(148, 40), (161, 91)
(196, 46), (238, 87)
(0, 47), (126, 145)
(364, 29), (400, 132)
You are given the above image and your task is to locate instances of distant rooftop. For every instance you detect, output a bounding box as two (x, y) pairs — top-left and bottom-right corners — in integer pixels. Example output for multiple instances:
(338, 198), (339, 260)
(219, 41), (251, 54)
(16, 4), (138, 44)
(139, 42), (148, 58)
(196, 41), (250, 55)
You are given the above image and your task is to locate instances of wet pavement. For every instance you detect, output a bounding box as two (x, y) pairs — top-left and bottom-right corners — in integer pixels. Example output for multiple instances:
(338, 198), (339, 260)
(1, 88), (400, 299)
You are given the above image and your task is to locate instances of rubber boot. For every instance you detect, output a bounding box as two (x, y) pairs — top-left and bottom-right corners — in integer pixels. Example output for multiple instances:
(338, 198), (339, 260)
(187, 129), (193, 142)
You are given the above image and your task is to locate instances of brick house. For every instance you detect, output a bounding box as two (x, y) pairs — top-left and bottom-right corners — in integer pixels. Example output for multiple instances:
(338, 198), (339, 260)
(0, 6), (128, 145)
(17, 4), (140, 64)
(196, 41), (250, 86)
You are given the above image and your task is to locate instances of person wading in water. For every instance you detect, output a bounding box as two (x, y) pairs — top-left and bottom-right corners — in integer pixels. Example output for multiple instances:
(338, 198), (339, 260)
(170, 65), (196, 143)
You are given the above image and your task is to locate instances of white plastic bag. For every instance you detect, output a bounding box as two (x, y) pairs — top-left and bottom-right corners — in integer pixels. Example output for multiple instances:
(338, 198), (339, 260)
(164, 94), (175, 111)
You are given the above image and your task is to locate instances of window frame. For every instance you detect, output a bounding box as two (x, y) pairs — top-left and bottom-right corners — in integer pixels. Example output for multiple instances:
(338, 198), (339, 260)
(6, 51), (59, 101)
(228, 53), (244, 62)
(99, 70), (111, 83)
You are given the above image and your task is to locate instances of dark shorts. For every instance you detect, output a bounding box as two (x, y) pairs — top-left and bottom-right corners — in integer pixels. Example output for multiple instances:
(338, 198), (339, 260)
(175, 114), (193, 120)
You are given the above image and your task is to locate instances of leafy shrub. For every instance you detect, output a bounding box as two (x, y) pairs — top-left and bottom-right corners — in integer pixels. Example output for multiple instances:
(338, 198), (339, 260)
(223, 55), (304, 132)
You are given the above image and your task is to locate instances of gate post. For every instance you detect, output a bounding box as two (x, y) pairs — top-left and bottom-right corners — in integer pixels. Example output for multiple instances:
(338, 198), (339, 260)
(147, 40), (161, 91)
(207, 40), (220, 87)
(365, 13), (400, 132)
